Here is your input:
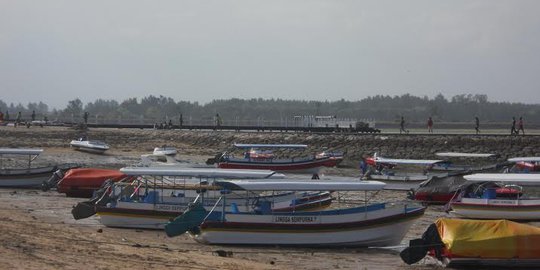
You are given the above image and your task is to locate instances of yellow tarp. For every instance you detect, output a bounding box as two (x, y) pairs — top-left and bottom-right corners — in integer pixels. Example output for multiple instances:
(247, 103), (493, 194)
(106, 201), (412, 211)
(436, 218), (540, 259)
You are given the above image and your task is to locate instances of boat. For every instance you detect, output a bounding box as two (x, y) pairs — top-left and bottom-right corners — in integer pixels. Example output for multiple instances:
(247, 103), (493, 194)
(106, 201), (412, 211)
(401, 218), (540, 267)
(167, 179), (426, 247)
(153, 146), (177, 156)
(431, 152), (502, 172)
(73, 167), (330, 229)
(363, 153), (448, 182)
(0, 148), (78, 188)
(210, 144), (342, 176)
(70, 138), (110, 154)
(507, 157), (540, 172)
(43, 168), (127, 198)
(448, 173), (540, 220)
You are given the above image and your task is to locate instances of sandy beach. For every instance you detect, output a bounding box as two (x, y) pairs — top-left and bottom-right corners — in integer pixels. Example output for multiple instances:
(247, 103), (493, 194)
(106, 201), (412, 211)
(0, 126), (474, 269)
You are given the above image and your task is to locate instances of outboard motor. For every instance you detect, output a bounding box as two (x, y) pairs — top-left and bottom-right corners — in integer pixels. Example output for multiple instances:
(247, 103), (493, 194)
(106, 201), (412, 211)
(41, 169), (65, 191)
(71, 179), (114, 220)
(206, 152), (224, 165)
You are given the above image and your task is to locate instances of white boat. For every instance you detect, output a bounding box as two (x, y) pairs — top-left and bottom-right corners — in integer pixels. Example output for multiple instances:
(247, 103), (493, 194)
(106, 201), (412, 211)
(76, 167), (326, 229)
(153, 146), (177, 156)
(364, 153), (447, 182)
(70, 138), (110, 154)
(169, 180), (426, 247)
(431, 152), (501, 172)
(449, 173), (540, 220)
(0, 148), (77, 188)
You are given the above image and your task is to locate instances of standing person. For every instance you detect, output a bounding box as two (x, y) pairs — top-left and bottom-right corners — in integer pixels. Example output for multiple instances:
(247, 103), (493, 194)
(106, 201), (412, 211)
(399, 116), (408, 134)
(179, 114), (183, 128)
(31, 110), (36, 121)
(5, 111), (9, 121)
(427, 116), (433, 133)
(474, 116), (480, 134)
(215, 113), (222, 130)
(511, 117), (517, 135)
(83, 112), (89, 124)
(518, 116), (525, 135)
(15, 111), (22, 127)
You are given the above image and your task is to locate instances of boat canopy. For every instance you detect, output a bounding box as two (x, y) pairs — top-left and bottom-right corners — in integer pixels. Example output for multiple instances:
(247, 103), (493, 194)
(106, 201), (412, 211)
(0, 148), (43, 155)
(215, 179), (386, 191)
(233, 143), (308, 149)
(120, 167), (285, 179)
(375, 157), (445, 165)
(464, 173), (540, 183)
(436, 152), (497, 158)
(435, 218), (540, 259)
(508, 157), (540, 163)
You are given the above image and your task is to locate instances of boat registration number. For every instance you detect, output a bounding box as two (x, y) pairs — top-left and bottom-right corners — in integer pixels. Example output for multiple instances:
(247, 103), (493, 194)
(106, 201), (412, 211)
(273, 216), (318, 223)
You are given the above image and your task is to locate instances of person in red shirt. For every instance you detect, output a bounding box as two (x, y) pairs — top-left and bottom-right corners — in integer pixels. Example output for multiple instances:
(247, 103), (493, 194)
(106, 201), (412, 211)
(427, 117), (433, 133)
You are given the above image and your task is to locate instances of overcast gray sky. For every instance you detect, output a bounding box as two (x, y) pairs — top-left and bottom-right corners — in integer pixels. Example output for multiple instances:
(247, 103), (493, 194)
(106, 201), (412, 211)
(1, 0), (539, 108)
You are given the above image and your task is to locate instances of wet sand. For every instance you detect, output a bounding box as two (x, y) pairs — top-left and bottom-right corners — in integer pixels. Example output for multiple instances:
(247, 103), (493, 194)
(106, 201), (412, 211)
(0, 126), (448, 269)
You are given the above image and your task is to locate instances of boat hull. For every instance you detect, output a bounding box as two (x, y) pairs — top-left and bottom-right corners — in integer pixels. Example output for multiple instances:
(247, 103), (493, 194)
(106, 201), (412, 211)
(218, 158), (338, 174)
(194, 205), (425, 246)
(450, 199), (540, 220)
(0, 166), (58, 188)
(97, 192), (333, 229)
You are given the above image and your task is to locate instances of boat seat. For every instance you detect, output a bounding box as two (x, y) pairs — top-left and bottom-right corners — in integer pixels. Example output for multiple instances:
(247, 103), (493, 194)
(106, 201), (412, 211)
(230, 203), (239, 214)
(144, 191), (160, 203)
(254, 201), (272, 214)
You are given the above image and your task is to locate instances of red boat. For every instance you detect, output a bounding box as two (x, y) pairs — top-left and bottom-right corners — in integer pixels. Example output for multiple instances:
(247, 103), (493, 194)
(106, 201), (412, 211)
(214, 144), (341, 175)
(57, 168), (127, 198)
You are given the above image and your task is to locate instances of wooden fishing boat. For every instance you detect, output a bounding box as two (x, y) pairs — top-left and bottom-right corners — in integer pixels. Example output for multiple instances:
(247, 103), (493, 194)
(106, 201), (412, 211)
(70, 138), (110, 154)
(212, 144), (341, 175)
(0, 148), (77, 188)
(363, 153), (447, 182)
(167, 180), (426, 247)
(507, 157), (540, 172)
(73, 167), (325, 229)
(431, 152), (502, 172)
(401, 218), (540, 267)
(44, 168), (127, 198)
(448, 173), (540, 220)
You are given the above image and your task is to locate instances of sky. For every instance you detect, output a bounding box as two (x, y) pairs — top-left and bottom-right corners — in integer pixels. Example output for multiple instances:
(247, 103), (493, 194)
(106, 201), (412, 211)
(1, 0), (540, 108)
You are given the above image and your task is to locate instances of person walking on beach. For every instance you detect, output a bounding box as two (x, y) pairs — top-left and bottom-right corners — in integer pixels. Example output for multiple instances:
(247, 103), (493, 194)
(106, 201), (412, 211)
(518, 116), (525, 135)
(215, 113), (222, 130)
(427, 117), (433, 133)
(511, 117), (517, 135)
(399, 116), (408, 134)
(15, 111), (22, 127)
(31, 110), (36, 121)
(83, 112), (89, 124)
(474, 116), (480, 134)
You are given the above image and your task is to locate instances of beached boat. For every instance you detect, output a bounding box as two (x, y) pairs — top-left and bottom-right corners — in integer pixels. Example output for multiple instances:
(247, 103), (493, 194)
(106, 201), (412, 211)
(70, 138), (109, 154)
(167, 180), (425, 247)
(401, 218), (540, 267)
(43, 168), (127, 198)
(210, 144), (341, 176)
(431, 152), (502, 172)
(448, 173), (540, 220)
(0, 148), (77, 188)
(153, 146), (177, 156)
(507, 156), (540, 172)
(363, 153), (448, 182)
(73, 167), (329, 229)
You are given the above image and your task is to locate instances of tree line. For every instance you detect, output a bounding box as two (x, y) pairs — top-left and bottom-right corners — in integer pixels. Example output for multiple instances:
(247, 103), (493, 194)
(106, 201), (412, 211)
(0, 94), (538, 124)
